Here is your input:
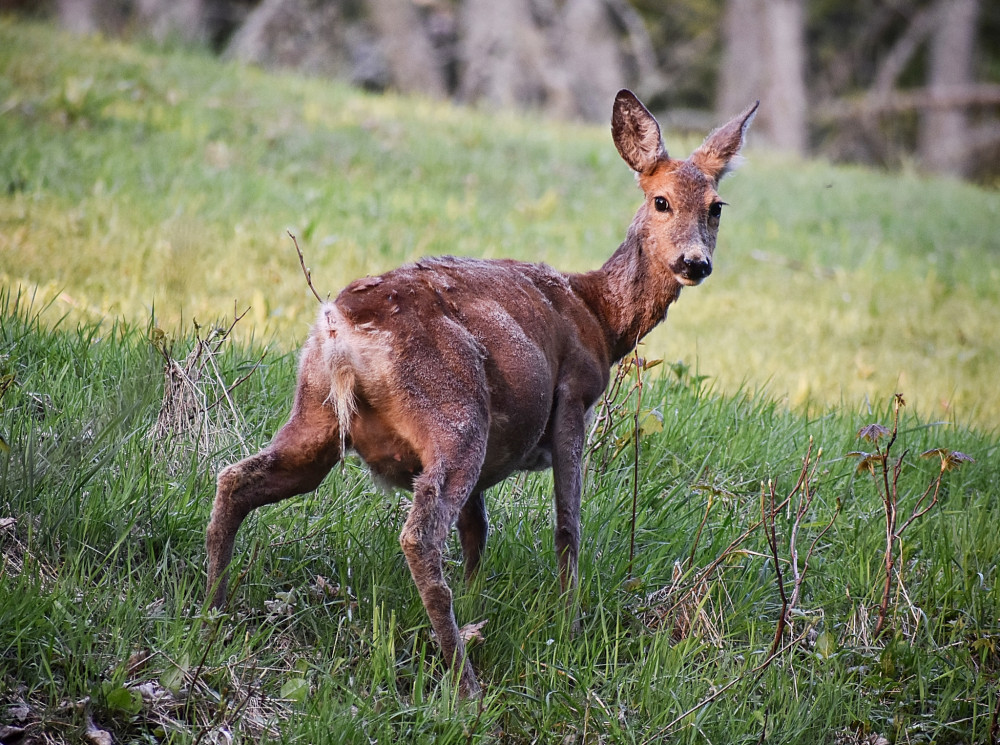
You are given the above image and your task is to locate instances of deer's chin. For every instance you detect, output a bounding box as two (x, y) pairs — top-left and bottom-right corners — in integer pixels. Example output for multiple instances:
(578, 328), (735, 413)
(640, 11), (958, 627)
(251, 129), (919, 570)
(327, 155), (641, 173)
(675, 273), (707, 287)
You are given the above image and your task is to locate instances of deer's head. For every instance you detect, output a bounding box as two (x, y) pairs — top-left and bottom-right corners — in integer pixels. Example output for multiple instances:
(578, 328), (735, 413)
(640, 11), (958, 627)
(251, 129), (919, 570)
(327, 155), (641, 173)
(612, 90), (758, 287)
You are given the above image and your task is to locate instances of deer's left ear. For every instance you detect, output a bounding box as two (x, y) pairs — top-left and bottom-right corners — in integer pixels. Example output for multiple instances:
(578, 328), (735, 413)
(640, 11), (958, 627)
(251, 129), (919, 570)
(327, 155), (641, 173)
(690, 101), (759, 183)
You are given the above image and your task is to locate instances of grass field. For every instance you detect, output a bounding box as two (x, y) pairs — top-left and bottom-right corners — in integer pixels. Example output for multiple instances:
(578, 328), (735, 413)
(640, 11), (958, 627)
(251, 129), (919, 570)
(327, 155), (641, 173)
(1, 18), (999, 745)
(1, 20), (998, 429)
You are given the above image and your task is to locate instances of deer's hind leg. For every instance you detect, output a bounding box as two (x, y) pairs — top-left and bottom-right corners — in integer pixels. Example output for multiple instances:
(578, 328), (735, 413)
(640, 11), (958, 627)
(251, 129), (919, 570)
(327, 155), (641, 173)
(206, 357), (343, 610)
(393, 389), (489, 697)
(400, 453), (487, 698)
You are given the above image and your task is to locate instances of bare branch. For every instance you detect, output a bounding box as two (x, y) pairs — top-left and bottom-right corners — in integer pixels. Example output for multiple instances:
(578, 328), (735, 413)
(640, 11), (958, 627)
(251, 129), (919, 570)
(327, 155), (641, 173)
(816, 84), (1000, 122)
(629, 346), (643, 577)
(289, 231), (324, 304)
(205, 348), (267, 414)
(873, 4), (937, 93)
(763, 480), (789, 657)
(210, 302), (250, 355)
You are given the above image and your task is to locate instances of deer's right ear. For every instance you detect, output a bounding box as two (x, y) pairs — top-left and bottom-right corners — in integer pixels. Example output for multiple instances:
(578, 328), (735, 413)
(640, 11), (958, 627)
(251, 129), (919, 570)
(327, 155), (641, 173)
(612, 89), (666, 175)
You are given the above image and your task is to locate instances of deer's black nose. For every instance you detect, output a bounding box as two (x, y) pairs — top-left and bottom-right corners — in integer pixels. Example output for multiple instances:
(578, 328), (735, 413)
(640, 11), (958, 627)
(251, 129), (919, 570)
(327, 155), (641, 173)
(683, 256), (712, 281)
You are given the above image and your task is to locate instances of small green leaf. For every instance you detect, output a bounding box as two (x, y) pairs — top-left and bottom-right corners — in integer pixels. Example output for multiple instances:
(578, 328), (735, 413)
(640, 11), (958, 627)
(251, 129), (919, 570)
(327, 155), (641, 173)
(160, 652), (191, 696)
(102, 684), (143, 715)
(669, 361), (690, 380)
(0, 373), (15, 400)
(280, 677), (310, 703)
(623, 577), (643, 592)
(148, 326), (168, 355)
(638, 408), (663, 435)
(815, 631), (837, 659)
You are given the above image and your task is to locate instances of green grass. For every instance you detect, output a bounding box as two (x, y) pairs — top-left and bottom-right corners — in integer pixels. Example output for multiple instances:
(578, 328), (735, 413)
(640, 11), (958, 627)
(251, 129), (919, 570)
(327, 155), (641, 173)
(1, 18), (999, 744)
(2, 289), (997, 744)
(1, 19), (998, 429)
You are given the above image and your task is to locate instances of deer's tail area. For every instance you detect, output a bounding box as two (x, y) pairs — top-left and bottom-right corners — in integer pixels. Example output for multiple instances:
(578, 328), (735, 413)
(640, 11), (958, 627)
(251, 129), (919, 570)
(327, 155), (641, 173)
(315, 303), (359, 456)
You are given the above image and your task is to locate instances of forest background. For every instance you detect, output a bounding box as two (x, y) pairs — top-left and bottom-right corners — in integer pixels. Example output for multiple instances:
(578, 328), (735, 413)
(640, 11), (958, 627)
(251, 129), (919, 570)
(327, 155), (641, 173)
(7, 0), (1000, 183)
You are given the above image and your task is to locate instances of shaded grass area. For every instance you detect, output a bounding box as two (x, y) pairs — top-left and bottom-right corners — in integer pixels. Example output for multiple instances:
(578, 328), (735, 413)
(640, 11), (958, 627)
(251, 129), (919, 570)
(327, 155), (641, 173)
(1, 20), (999, 429)
(2, 293), (998, 743)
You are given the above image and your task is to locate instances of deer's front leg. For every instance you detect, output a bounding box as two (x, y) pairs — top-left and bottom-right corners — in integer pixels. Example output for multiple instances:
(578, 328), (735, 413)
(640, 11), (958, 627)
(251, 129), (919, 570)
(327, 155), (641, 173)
(457, 491), (488, 584)
(551, 391), (586, 612)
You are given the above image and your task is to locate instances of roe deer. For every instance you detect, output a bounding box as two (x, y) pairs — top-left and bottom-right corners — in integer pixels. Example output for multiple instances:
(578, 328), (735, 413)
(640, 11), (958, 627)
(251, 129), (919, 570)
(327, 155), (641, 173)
(206, 90), (757, 698)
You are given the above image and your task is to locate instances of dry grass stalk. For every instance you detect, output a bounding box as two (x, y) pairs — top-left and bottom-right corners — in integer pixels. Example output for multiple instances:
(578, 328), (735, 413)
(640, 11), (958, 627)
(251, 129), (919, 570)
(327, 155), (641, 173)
(150, 308), (260, 467)
(642, 561), (724, 646)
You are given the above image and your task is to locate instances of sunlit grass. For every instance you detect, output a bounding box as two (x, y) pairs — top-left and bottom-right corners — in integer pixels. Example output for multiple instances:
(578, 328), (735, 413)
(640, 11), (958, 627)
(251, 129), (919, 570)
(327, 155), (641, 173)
(2, 21), (999, 431)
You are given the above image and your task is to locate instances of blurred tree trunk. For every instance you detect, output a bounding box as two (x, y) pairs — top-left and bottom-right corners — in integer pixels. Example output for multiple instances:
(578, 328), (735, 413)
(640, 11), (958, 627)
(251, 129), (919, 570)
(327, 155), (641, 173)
(458, 0), (573, 116)
(764, 0), (807, 154)
(718, 0), (807, 155)
(717, 0), (763, 120)
(459, 0), (641, 121)
(57, 0), (97, 34)
(224, 0), (355, 79)
(366, 0), (447, 98)
(57, 0), (123, 34)
(57, 0), (208, 41)
(561, 0), (626, 121)
(919, 0), (981, 176)
(136, 0), (207, 44)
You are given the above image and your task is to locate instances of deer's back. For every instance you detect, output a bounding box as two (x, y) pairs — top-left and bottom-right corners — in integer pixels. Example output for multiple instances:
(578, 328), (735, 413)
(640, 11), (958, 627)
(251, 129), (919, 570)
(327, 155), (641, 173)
(322, 256), (610, 490)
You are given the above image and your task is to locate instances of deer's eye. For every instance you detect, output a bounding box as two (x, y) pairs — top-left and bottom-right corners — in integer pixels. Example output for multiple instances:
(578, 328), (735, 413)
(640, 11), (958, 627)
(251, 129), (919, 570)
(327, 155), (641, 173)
(708, 202), (724, 219)
(654, 196), (669, 212)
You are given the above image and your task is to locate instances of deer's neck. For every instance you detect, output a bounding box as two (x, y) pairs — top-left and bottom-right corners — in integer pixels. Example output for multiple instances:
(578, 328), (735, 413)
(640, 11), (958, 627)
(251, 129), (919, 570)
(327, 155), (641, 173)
(570, 220), (683, 363)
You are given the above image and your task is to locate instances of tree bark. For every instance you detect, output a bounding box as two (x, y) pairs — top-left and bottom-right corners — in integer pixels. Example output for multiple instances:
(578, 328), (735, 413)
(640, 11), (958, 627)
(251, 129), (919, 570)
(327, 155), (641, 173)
(457, 0), (573, 116)
(561, 0), (626, 121)
(763, 0), (807, 154)
(366, 0), (447, 99)
(136, 0), (207, 44)
(919, 0), (981, 176)
(57, 0), (134, 35)
(224, 0), (353, 80)
(718, 0), (764, 121)
(57, 0), (100, 34)
(718, 0), (807, 155)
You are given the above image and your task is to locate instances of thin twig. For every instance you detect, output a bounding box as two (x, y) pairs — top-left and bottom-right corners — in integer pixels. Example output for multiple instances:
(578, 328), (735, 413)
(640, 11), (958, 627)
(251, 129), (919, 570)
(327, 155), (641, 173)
(757, 708), (768, 745)
(288, 231), (324, 304)
(629, 345), (643, 577)
(664, 489), (794, 620)
(897, 464), (945, 535)
(205, 347), (267, 413)
(209, 302), (250, 355)
(789, 493), (840, 618)
(686, 495), (714, 571)
(787, 441), (839, 621)
(763, 480), (789, 657)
